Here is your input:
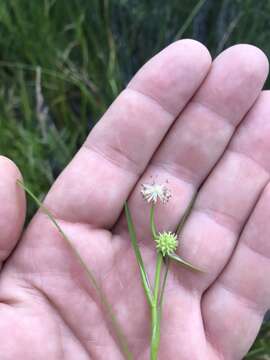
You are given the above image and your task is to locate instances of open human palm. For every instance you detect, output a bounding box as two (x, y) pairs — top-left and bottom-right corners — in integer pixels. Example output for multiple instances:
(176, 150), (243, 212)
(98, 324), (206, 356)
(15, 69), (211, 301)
(1, 40), (270, 359)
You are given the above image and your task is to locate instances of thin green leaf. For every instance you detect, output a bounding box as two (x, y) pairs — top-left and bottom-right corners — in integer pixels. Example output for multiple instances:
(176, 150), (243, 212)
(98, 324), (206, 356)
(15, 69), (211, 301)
(168, 253), (204, 273)
(176, 193), (197, 235)
(158, 258), (170, 310)
(124, 202), (153, 305)
(174, 0), (207, 40)
(17, 180), (133, 360)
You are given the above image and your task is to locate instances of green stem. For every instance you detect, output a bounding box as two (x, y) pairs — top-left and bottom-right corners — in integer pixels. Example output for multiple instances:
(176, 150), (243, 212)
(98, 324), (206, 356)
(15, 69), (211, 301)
(149, 205), (164, 359)
(158, 258), (170, 309)
(125, 203), (153, 306)
(150, 204), (158, 238)
(153, 252), (163, 302)
(151, 304), (160, 360)
(151, 251), (163, 360)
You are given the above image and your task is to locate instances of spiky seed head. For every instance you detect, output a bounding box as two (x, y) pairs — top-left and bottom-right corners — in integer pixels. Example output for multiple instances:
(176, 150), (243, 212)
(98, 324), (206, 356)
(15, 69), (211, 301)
(155, 231), (178, 257)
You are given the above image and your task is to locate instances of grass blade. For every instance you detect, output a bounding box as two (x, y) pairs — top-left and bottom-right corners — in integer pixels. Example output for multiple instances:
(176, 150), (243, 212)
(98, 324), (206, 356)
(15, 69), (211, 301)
(174, 0), (207, 40)
(176, 193), (197, 235)
(158, 258), (170, 309)
(124, 202), (153, 306)
(17, 180), (133, 360)
(168, 253), (204, 273)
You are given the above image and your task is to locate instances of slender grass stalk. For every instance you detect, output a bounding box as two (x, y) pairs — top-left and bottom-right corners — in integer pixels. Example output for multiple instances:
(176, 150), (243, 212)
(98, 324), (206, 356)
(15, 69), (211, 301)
(125, 203), (153, 306)
(17, 180), (133, 360)
(150, 204), (158, 239)
(150, 204), (163, 360)
(174, 0), (207, 40)
(176, 193), (197, 235)
(151, 251), (163, 360)
(158, 258), (170, 309)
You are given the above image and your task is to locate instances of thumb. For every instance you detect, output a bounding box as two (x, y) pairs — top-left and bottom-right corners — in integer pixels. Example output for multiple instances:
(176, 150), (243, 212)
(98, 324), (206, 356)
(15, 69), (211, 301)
(0, 156), (26, 271)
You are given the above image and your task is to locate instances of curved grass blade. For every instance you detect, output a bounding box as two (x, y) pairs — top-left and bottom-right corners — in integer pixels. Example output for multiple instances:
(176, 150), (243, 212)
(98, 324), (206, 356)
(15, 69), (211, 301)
(168, 253), (204, 273)
(17, 180), (133, 360)
(124, 202), (153, 306)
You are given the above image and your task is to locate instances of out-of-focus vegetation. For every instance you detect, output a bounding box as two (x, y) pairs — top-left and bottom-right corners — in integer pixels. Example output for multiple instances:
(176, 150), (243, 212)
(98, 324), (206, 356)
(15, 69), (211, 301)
(0, 0), (269, 356)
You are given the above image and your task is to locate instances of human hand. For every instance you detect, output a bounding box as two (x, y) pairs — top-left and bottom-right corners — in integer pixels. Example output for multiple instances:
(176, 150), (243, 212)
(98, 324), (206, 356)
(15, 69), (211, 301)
(1, 40), (270, 359)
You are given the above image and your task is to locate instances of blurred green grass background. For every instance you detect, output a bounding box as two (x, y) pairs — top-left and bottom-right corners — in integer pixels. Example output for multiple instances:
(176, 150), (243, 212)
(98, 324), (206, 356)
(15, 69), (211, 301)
(0, 0), (269, 357)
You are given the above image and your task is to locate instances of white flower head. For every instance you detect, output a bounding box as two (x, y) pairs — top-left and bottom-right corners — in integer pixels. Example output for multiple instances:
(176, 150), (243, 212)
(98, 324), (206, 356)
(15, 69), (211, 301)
(141, 181), (172, 204)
